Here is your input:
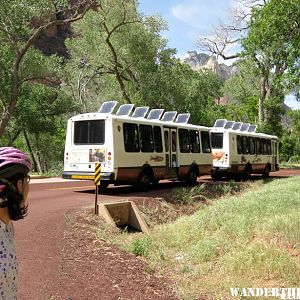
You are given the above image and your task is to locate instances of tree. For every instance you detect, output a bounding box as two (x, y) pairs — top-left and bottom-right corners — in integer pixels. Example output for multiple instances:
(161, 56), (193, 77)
(222, 58), (260, 123)
(242, 0), (300, 124)
(64, 1), (223, 125)
(64, 0), (169, 112)
(0, 0), (96, 138)
(283, 110), (300, 160)
(197, 0), (300, 128)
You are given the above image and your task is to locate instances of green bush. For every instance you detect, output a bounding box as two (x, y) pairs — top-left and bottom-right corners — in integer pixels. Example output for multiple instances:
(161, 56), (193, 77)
(130, 236), (152, 256)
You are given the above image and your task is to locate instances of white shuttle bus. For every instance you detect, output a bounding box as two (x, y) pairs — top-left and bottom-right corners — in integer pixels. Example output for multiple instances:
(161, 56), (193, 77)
(211, 119), (279, 179)
(62, 101), (213, 189)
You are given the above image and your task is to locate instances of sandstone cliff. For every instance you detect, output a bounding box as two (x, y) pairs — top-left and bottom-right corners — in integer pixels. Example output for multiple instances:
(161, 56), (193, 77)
(181, 51), (235, 81)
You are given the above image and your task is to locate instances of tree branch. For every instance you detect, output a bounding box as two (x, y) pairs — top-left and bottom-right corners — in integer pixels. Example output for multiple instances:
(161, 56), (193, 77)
(16, 1), (96, 73)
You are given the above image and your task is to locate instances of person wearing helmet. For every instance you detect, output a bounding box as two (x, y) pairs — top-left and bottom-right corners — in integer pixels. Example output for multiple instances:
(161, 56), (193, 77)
(0, 147), (32, 300)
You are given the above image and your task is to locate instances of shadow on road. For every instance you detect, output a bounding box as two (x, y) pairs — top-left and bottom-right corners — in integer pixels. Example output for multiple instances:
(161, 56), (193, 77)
(75, 173), (292, 197)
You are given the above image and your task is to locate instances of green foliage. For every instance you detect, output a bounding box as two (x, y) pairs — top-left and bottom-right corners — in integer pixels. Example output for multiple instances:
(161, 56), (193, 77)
(172, 181), (241, 205)
(0, 0), (89, 172)
(135, 177), (300, 298)
(64, 2), (223, 125)
(279, 133), (296, 162)
(243, 0), (300, 76)
(129, 236), (152, 256)
(222, 59), (260, 123)
(64, 0), (169, 111)
(240, 0), (300, 126)
(280, 110), (300, 161)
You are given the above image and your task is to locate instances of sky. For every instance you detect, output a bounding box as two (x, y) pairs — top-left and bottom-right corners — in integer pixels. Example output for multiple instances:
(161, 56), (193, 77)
(138, 0), (235, 59)
(137, 0), (300, 110)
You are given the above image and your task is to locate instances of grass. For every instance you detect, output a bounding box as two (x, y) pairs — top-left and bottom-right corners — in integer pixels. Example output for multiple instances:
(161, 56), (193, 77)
(279, 162), (300, 169)
(111, 177), (300, 299)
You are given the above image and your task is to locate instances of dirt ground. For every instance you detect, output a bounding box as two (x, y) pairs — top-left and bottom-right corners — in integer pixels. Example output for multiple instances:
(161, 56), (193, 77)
(52, 210), (178, 300)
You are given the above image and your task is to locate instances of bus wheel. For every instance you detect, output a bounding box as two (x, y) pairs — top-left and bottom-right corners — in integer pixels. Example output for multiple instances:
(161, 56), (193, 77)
(137, 170), (153, 190)
(243, 167), (251, 180)
(212, 172), (221, 181)
(186, 169), (198, 186)
(98, 181), (109, 192)
(262, 165), (270, 178)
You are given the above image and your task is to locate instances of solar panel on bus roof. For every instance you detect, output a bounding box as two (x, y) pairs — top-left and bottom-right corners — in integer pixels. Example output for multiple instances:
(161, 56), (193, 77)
(240, 123), (250, 131)
(214, 119), (227, 127)
(224, 121), (235, 129)
(175, 113), (190, 124)
(161, 111), (177, 122)
(147, 109), (164, 120)
(232, 122), (242, 130)
(116, 104), (134, 116)
(132, 106), (149, 118)
(248, 125), (257, 133)
(98, 101), (118, 114)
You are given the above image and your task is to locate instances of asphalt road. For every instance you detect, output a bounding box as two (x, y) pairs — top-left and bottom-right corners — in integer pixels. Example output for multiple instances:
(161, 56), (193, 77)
(14, 179), (96, 299)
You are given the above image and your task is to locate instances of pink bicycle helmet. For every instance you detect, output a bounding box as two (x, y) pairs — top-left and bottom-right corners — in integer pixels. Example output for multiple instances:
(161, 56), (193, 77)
(0, 147), (32, 182)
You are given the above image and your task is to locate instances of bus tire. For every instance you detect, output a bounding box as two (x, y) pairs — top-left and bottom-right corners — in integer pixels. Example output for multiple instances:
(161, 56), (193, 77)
(137, 169), (153, 190)
(186, 168), (198, 186)
(243, 164), (252, 180)
(98, 181), (109, 192)
(262, 164), (270, 178)
(212, 172), (221, 181)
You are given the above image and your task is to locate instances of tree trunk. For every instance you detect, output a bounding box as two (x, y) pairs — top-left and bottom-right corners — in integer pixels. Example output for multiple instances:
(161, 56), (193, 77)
(34, 133), (43, 173)
(0, 69), (20, 138)
(23, 130), (39, 173)
(7, 129), (22, 146)
(258, 72), (269, 125)
(0, 2), (95, 138)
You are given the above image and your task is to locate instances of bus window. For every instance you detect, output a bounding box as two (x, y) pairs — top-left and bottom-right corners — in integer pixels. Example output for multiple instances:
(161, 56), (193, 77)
(139, 124), (154, 152)
(164, 131), (169, 152)
(256, 138), (261, 154)
(211, 132), (223, 149)
(267, 139), (271, 155)
(74, 120), (105, 145)
(242, 136), (249, 154)
(172, 131), (177, 152)
(190, 130), (200, 153)
(179, 129), (190, 153)
(153, 126), (163, 152)
(237, 135), (242, 154)
(261, 139), (267, 154)
(201, 131), (211, 153)
(123, 123), (140, 152)
(249, 137), (256, 154)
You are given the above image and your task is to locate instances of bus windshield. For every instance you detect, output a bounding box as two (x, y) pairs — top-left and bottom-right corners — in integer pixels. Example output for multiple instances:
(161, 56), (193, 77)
(211, 132), (223, 149)
(74, 120), (105, 145)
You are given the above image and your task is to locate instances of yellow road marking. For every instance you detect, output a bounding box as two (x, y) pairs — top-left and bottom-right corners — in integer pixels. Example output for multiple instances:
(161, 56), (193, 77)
(46, 186), (95, 191)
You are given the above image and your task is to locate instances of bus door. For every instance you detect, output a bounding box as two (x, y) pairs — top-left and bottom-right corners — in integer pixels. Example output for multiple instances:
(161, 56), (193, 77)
(164, 128), (178, 178)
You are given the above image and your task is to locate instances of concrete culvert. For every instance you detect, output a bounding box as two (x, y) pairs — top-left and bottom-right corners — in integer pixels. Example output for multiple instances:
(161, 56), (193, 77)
(98, 201), (149, 234)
